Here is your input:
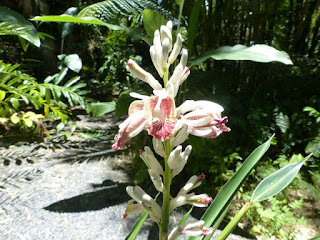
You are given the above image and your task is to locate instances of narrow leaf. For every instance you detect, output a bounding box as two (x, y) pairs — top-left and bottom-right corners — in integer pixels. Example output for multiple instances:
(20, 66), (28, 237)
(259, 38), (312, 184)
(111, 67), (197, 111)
(178, 206), (194, 226)
(189, 135), (274, 240)
(64, 76), (81, 87)
(125, 210), (149, 240)
(251, 154), (311, 202)
(190, 44), (293, 66)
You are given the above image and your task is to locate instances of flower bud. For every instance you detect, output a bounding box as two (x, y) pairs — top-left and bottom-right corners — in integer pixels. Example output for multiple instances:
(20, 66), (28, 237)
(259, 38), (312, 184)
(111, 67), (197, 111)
(140, 146), (164, 175)
(126, 186), (152, 204)
(148, 169), (164, 192)
(160, 25), (172, 51)
(179, 67), (190, 86)
(168, 63), (184, 84)
(166, 20), (173, 33)
(150, 46), (164, 78)
(122, 200), (144, 219)
(161, 38), (170, 70)
(180, 220), (213, 237)
(167, 145), (182, 170)
(172, 145), (192, 176)
(126, 59), (162, 90)
(172, 125), (189, 147)
(152, 137), (166, 158)
(186, 194), (212, 207)
(181, 173), (205, 193)
(180, 49), (188, 68)
(168, 33), (182, 64)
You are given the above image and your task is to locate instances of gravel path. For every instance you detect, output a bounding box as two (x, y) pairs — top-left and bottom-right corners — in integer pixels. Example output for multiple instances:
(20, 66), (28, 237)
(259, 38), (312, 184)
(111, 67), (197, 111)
(0, 114), (253, 240)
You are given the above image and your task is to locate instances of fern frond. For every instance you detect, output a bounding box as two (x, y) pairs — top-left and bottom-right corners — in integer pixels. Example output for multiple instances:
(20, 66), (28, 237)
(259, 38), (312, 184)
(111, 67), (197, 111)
(78, 0), (171, 24)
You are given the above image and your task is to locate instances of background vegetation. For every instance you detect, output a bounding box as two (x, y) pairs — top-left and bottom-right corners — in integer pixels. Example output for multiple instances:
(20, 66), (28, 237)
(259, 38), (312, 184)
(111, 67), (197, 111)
(0, 0), (319, 239)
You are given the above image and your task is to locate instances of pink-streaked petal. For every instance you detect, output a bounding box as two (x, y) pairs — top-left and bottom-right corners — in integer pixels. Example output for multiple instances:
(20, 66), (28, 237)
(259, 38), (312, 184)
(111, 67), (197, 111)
(128, 100), (145, 116)
(145, 96), (176, 141)
(112, 111), (146, 150)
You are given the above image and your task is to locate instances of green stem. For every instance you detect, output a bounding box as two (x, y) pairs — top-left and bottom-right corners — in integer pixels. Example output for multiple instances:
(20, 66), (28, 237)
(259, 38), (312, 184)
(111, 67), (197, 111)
(159, 139), (173, 240)
(216, 201), (253, 240)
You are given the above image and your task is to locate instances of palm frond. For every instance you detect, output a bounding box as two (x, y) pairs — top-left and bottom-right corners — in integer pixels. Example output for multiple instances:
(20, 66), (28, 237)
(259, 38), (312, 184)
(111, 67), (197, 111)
(77, 0), (171, 24)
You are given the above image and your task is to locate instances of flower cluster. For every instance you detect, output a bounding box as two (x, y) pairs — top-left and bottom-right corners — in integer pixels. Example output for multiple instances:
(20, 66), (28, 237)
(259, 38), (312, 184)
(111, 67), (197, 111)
(113, 21), (230, 239)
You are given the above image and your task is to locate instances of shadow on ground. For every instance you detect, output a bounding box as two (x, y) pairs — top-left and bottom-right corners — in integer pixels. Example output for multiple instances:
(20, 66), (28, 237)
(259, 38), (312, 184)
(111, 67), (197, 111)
(44, 180), (130, 212)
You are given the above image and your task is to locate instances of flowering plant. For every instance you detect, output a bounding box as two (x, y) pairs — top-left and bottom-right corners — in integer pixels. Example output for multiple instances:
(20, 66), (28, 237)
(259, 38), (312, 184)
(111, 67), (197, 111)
(113, 20), (308, 240)
(113, 21), (230, 239)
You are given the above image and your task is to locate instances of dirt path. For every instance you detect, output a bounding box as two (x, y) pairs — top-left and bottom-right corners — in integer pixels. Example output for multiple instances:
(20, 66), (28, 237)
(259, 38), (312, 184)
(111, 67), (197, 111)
(0, 113), (251, 240)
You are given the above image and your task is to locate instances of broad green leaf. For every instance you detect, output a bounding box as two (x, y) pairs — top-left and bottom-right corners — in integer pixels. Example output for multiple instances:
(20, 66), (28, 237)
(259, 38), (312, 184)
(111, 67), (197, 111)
(23, 118), (33, 127)
(10, 114), (20, 124)
(89, 102), (116, 118)
(143, 9), (167, 40)
(10, 97), (20, 110)
(32, 15), (148, 43)
(308, 234), (320, 240)
(125, 210), (149, 240)
(251, 154), (311, 202)
(189, 135), (274, 240)
(62, 54), (82, 73)
(32, 15), (120, 29)
(190, 44), (293, 66)
(0, 90), (5, 101)
(61, 7), (78, 38)
(0, 6), (40, 47)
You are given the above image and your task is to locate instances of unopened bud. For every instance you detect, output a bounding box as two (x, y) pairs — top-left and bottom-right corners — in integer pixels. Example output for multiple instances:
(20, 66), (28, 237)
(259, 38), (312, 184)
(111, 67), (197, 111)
(168, 33), (182, 64)
(152, 137), (166, 158)
(148, 169), (164, 192)
(181, 173), (205, 193)
(167, 145), (182, 170)
(162, 38), (170, 70)
(172, 145), (192, 176)
(169, 63), (184, 84)
(160, 25), (172, 51)
(127, 59), (162, 90)
(140, 146), (164, 175)
(180, 49), (188, 68)
(180, 220), (213, 237)
(186, 194), (212, 207)
(172, 125), (189, 147)
(122, 200), (143, 219)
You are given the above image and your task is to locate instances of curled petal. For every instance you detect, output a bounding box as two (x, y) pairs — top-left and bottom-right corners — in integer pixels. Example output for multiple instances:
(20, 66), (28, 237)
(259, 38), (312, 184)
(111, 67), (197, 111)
(145, 95), (176, 141)
(168, 33), (182, 64)
(112, 111), (145, 150)
(122, 200), (144, 219)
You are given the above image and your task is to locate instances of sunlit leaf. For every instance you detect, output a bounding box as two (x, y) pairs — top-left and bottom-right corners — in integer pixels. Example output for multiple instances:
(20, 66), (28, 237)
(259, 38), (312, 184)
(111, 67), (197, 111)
(143, 9), (167, 39)
(0, 6), (40, 47)
(125, 210), (149, 240)
(0, 90), (5, 101)
(251, 154), (311, 202)
(190, 44), (293, 66)
(89, 101), (116, 118)
(189, 135), (274, 240)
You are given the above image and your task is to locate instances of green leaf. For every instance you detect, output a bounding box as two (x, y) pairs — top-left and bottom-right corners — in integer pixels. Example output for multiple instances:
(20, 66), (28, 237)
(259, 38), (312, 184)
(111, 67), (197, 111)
(64, 76), (80, 87)
(187, 0), (204, 54)
(251, 154), (311, 202)
(56, 122), (65, 131)
(308, 234), (320, 240)
(10, 97), (20, 110)
(63, 54), (82, 73)
(32, 15), (124, 30)
(61, 7), (78, 38)
(125, 210), (149, 240)
(190, 44), (293, 66)
(23, 118), (33, 127)
(305, 134), (320, 158)
(10, 114), (20, 124)
(143, 9), (167, 39)
(70, 121), (77, 133)
(178, 206), (194, 227)
(89, 102), (116, 118)
(55, 67), (68, 85)
(0, 6), (40, 47)
(189, 135), (274, 240)
(0, 90), (5, 101)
